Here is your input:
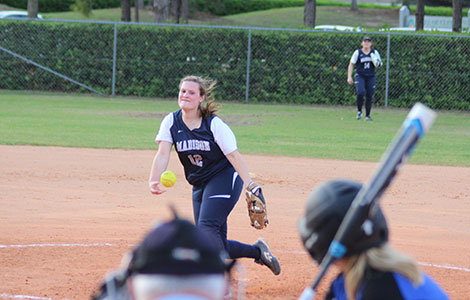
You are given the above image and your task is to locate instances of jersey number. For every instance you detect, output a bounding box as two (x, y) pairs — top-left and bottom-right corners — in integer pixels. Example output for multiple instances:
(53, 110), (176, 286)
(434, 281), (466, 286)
(188, 154), (203, 167)
(364, 62), (370, 69)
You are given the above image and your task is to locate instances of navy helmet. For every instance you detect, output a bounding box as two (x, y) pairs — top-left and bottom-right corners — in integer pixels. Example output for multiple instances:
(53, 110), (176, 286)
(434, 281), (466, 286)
(91, 209), (230, 300)
(298, 180), (389, 264)
(129, 215), (228, 276)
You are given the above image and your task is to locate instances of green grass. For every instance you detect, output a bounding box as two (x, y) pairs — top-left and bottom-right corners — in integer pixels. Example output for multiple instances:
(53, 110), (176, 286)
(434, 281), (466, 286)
(40, 4), (400, 30)
(1, 91), (469, 166)
(222, 6), (399, 29)
(43, 7), (158, 23)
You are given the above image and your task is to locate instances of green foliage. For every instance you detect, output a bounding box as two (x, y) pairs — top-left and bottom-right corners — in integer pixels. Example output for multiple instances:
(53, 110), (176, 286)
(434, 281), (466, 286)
(0, 21), (468, 111)
(424, 0), (470, 7)
(0, 0), (150, 12)
(408, 5), (470, 16)
(0, 0), (75, 12)
(71, 0), (93, 17)
(194, 0), (399, 16)
(195, 0), (303, 16)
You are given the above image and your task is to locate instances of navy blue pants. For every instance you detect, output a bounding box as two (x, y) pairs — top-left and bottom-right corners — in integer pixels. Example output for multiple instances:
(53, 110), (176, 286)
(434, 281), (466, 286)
(355, 74), (376, 117)
(192, 166), (260, 259)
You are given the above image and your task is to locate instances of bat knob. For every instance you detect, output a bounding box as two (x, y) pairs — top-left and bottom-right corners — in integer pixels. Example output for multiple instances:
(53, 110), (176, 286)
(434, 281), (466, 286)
(298, 287), (315, 300)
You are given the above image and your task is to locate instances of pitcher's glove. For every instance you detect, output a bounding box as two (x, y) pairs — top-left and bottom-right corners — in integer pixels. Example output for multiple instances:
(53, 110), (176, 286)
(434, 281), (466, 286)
(245, 182), (268, 229)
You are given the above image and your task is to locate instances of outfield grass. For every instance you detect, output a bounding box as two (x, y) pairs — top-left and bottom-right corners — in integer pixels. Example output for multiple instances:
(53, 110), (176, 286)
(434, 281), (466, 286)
(1, 91), (469, 166)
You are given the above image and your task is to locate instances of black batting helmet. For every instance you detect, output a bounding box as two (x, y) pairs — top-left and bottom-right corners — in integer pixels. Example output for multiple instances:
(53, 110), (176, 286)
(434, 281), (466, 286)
(129, 216), (228, 276)
(91, 209), (230, 300)
(298, 180), (389, 264)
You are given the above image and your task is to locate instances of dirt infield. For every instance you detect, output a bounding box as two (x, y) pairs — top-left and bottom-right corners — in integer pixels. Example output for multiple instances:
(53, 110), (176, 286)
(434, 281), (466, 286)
(1, 145), (469, 300)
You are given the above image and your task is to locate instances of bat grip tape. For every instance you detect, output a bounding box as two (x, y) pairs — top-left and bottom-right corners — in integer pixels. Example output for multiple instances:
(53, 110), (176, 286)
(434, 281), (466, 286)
(405, 118), (424, 138)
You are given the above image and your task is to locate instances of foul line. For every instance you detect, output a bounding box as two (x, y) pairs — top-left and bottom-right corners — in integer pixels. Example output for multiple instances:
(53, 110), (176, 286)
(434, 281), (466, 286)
(0, 293), (55, 300)
(418, 262), (470, 273)
(0, 243), (116, 248)
(276, 249), (470, 273)
(1, 244), (469, 273)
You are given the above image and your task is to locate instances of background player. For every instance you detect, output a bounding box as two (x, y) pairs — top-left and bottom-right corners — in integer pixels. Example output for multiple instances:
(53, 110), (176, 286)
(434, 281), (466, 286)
(298, 179), (449, 300)
(347, 36), (382, 121)
(148, 75), (280, 276)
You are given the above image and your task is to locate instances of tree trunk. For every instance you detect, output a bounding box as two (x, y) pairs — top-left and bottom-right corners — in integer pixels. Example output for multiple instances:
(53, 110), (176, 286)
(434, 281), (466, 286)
(304, 0), (316, 28)
(153, 0), (170, 23)
(27, 0), (39, 19)
(171, 0), (180, 24)
(181, 0), (189, 23)
(452, 0), (463, 32)
(121, 0), (131, 22)
(415, 0), (424, 31)
(135, 0), (140, 22)
(351, 0), (358, 11)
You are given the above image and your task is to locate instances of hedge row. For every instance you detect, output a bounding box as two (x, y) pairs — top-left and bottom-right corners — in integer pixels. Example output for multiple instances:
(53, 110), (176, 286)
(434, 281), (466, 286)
(0, 0), (148, 12)
(0, 21), (468, 110)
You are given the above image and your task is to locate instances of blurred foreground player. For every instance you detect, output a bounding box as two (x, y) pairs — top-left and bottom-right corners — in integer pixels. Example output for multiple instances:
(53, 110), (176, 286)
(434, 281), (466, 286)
(298, 179), (449, 300)
(92, 211), (240, 300)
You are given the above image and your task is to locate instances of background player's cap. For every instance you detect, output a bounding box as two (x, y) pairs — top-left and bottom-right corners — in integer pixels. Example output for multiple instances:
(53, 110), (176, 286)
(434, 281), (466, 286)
(128, 215), (228, 276)
(362, 36), (372, 41)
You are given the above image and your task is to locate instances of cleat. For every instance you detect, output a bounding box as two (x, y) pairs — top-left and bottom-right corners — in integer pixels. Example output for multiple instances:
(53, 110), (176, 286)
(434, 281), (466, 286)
(253, 239), (281, 275)
(357, 111), (362, 120)
(365, 116), (373, 121)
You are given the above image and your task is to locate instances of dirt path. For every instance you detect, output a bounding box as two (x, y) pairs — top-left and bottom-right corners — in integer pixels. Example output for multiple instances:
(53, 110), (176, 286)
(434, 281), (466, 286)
(1, 145), (469, 299)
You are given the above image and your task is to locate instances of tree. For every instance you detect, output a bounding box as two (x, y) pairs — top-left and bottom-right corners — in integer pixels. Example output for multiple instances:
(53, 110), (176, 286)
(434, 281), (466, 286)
(181, 0), (189, 23)
(27, 0), (38, 19)
(170, 0), (189, 24)
(452, 0), (463, 32)
(135, 0), (139, 22)
(351, 0), (358, 11)
(71, 0), (93, 18)
(134, 0), (144, 22)
(122, 0), (131, 22)
(304, 0), (316, 28)
(153, 0), (170, 23)
(171, 0), (180, 23)
(415, 0), (424, 31)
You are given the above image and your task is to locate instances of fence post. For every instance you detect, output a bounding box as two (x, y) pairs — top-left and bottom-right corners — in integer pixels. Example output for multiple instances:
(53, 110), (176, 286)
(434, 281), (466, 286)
(112, 23), (118, 96)
(245, 28), (252, 103)
(385, 32), (391, 108)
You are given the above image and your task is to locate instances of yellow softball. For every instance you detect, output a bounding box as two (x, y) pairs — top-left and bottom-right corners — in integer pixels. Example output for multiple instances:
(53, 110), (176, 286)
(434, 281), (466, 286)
(160, 170), (177, 188)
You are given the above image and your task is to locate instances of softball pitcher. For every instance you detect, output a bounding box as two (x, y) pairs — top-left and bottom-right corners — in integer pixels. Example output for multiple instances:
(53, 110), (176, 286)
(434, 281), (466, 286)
(148, 75), (280, 276)
(347, 36), (382, 121)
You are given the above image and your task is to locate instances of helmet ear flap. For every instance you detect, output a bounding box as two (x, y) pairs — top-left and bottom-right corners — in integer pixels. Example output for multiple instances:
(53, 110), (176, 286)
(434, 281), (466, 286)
(299, 214), (343, 264)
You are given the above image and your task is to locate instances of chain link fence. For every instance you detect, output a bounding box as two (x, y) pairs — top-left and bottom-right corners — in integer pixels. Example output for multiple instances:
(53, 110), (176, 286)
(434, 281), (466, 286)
(1, 18), (469, 111)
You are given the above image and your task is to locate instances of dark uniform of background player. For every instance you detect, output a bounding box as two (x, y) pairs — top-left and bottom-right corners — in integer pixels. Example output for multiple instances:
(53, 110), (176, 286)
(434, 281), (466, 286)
(298, 179), (449, 300)
(148, 76), (280, 276)
(347, 36), (382, 121)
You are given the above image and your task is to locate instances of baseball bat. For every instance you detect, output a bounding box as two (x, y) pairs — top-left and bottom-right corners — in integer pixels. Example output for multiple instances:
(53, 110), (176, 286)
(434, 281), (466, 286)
(298, 102), (437, 300)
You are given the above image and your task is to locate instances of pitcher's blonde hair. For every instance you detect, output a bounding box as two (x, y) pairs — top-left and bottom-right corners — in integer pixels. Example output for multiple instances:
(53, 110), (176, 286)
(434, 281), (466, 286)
(179, 76), (220, 118)
(343, 243), (423, 300)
